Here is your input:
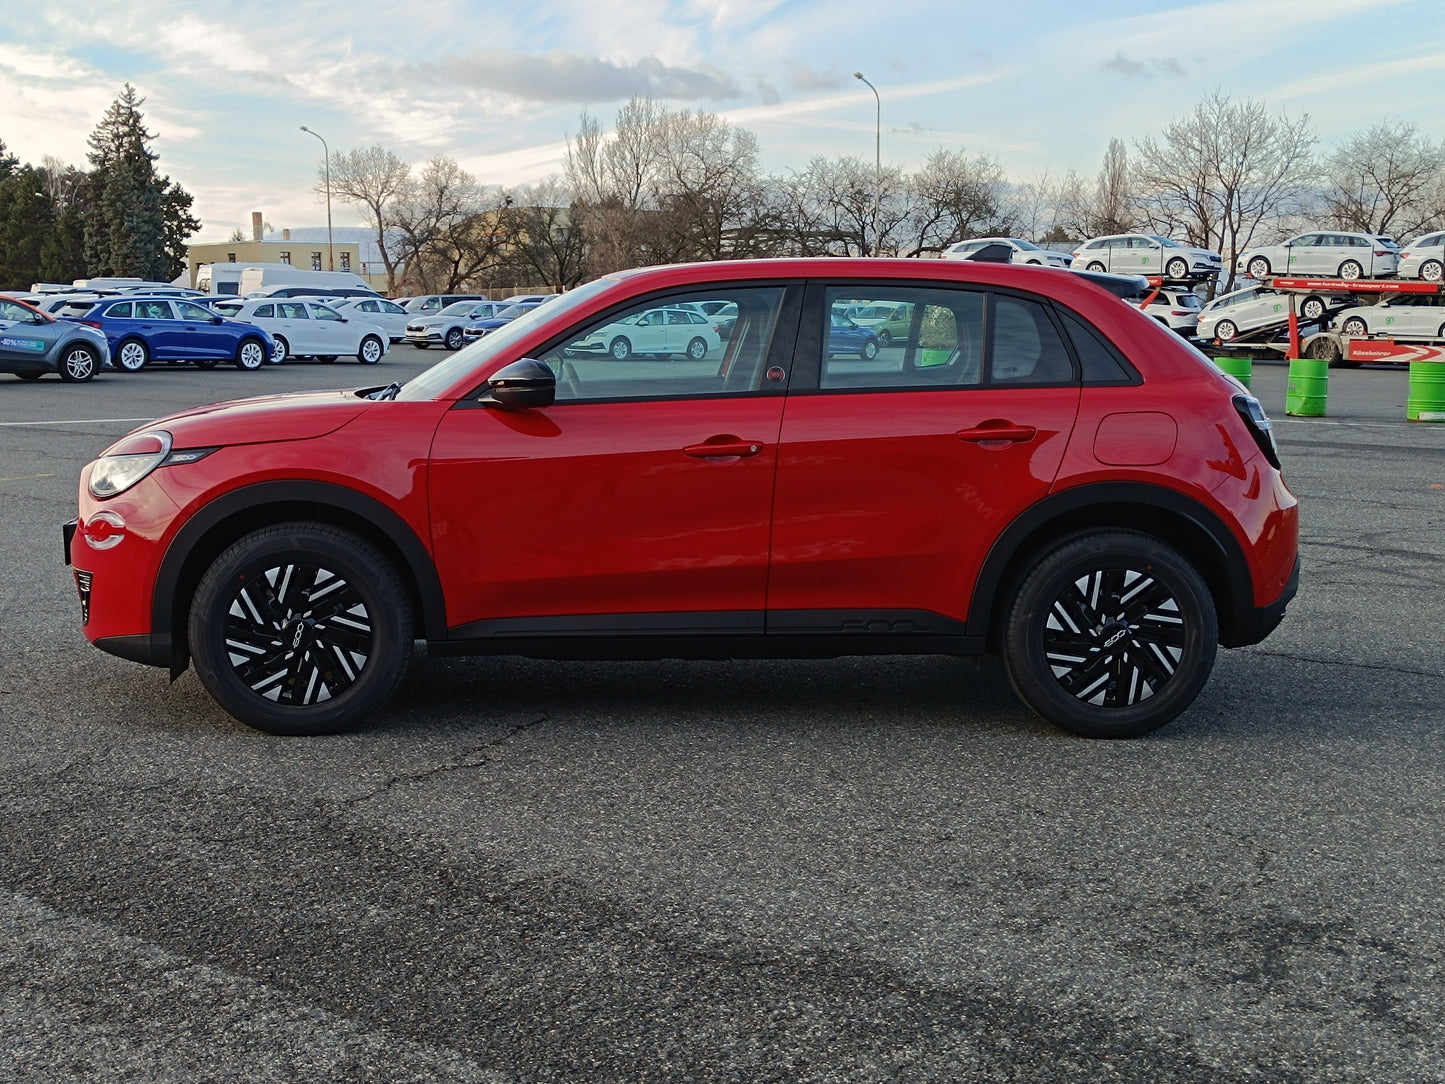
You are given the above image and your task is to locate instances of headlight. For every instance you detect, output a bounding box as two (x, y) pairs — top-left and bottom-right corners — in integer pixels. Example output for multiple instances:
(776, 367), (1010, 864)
(88, 430), (172, 499)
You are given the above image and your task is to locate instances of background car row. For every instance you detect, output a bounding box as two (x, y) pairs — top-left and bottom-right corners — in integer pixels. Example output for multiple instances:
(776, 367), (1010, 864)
(210, 298), (389, 364)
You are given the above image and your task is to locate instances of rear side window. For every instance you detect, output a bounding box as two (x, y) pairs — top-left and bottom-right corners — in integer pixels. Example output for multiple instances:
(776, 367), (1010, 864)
(1056, 310), (1138, 385)
(990, 296), (1074, 385)
(105, 302), (133, 318)
(253, 304), (275, 318)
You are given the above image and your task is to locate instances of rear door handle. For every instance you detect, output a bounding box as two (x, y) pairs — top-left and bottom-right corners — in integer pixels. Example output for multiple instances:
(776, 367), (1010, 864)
(956, 424), (1037, 444)
(684, 437), (764, 459)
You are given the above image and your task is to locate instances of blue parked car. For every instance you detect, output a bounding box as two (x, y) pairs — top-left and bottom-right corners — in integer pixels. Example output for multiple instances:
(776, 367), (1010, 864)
(460, 300), (547, 342)
(74, 295), (276, 372)
(827, 311), (882, 359)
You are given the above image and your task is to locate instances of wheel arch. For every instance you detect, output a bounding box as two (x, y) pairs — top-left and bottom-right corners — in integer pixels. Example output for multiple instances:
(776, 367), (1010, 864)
(151, 481), (447, 675)
(968, 482), (1255, 650)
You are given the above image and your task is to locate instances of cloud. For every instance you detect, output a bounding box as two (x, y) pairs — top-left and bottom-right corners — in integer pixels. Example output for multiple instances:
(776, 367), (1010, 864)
(1100, 52), (1187, 78)
(428, 50), (741, 103)
(786, 64), (846, 91)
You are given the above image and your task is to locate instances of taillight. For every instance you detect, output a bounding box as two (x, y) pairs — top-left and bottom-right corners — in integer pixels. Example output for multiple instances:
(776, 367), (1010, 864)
(1233, 394), (1281, 470)
(1375, 250), (1389, 257)
(81, 320), (103, 329)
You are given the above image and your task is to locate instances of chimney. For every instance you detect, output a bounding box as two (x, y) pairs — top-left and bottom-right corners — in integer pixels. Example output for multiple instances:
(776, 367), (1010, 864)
(282, 228), (291, 241)
(251, 212), (263, 242)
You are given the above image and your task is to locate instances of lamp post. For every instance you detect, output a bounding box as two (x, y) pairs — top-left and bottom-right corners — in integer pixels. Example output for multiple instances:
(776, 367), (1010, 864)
(299, 125), (334, 271)
(853, 71), (880, 255)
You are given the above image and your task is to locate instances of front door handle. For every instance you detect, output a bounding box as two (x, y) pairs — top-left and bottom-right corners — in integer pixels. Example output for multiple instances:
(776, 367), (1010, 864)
(684, 436), (764, 459)
(956, 423), (1037, 444)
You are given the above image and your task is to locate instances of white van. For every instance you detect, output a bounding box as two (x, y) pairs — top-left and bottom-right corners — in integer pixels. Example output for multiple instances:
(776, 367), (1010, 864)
(237, 265), (374, 296)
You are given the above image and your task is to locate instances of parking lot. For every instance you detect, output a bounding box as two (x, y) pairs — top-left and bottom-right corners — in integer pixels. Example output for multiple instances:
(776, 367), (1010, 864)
(2, 354), (1443, 1080)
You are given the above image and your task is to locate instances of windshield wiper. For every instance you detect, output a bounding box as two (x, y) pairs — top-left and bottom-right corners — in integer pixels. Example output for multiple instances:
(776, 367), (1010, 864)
(368, 382), (403, 401)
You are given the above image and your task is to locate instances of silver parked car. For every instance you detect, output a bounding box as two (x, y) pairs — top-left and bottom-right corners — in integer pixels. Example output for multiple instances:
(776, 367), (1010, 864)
(405, 300), (511, 350)
(1072, 234), (1223, 280)
(1397, 232), (1445, 282)
(943, 237), (1073, 268)
(1133, 286), (1202, 335)
(0, 295), (110, 382)
(1236, 231), (1398, 281)
(325, 296), (412, 342)
(1197, 287), (1339, 342)
(1332, 294), (1445, 339)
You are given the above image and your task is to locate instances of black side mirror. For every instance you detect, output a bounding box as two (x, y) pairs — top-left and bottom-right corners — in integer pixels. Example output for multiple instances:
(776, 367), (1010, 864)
(480, 358), (555, 410)
(211, 315), (223, 324)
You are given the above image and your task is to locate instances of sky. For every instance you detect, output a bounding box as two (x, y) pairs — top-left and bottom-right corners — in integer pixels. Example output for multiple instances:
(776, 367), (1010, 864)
(2, 0), (1443, 242)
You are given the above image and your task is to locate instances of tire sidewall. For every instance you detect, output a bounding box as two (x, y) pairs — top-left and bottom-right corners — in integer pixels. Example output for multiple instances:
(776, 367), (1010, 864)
(1002, 530), (1217, 738)
(188, 524), (413, 735)
(117, 339), (148, 373)
(235, 339), (265, 370)
(359, 336), (383, 364)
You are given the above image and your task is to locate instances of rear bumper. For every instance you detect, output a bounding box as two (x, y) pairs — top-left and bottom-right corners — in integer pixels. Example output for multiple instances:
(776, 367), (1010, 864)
(1229, 554), (1299, 648)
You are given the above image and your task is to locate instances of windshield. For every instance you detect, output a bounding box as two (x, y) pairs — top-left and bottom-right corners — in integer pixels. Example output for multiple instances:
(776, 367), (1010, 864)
(1152, 236), (1183, 248)
(438, 301), (478, 316)
(1012, 238), (1043, 251)
(496, 303), (533, 319)
(394, 279), (613, 402)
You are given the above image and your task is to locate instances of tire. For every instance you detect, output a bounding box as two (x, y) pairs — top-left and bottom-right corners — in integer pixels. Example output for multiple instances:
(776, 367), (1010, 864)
(1300, 296), (1326, 321)
(1165, 257), (1189, 279)
(1086, 261), (1106, 273)
(57, 343), (98, 383)
(1437, 323), (1445, 339)
(878, 329), (893, 347)
(1339, 260), (1363, 280)
(234, 338), (267, 371)
(609, 336), (632, 360)
(357, 336), (383, 365)
(444, 327), (464, 351)
(1247, 256), (1271, 280)
(188, 523), (413, 736)
(1215, 320), (1238, 342)
(685, 336), (708, 361)
(115, 339), (149, 373)
(860, 338), (879, 360)
(1421, 260), (1443, 283)
(1341, 317), (1368, 337)
(271, 336), (290, 364)
(1002, 530), (1218, 738)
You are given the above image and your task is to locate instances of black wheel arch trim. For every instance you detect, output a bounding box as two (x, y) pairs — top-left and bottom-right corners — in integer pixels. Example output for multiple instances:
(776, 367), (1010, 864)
(966, 481), (1267, 649)
(149, 480), (447, 673)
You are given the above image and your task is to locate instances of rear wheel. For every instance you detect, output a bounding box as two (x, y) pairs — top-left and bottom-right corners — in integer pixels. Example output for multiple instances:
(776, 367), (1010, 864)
(271, 336), (290, 364)
(1339, 260), (1363, 280)
(1086, 261), (1106, 272)
(116, 339), (149, 373)
(1341, 317), (1369, 337)
(1300, 296), (1327, 321)
(188, 523), (413, 735)
(1215, 320), (1238, 342)
(1421, 260), (1444, 282)
(235, 339), (267, 370)
(58, 343), (99, 383)
(1002, 530), (1217, 738)
(357, 336), (383, 365)
(686, 336), (708, 360)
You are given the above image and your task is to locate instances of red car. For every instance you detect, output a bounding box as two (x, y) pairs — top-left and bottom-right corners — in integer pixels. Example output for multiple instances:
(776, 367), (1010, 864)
(66, 259), (1298, 738)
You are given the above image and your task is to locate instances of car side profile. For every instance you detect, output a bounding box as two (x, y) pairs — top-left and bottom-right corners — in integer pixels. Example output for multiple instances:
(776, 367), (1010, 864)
(67, 258), (1298, 740)
(74, 295), (276, 372)
(213, 298), (388, 364)
(1397, 232), (1445, 282)
(0, 295), (109, 381)
(1072, 235), (1223, 280)
(1332, 293), (1445, 339)
(1236, 231), (1399, 280)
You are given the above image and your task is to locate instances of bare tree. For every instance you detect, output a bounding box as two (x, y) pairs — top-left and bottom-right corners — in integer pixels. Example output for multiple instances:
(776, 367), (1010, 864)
(391, 155), (511, 292)
(499, 178), (589, 292)
(324, 145), (411, 291)
(1094, 138), (1132, 235)
(1132, 91), (1316, 290)
(1323, 120), (1445, 239)
(904, 148), (1012, 255)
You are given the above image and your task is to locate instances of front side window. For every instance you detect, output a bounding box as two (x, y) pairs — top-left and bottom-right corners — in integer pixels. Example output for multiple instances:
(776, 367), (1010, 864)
(538, 286), (788, 403)
(177, 301), (214, 321)
(279, 303), (309, 320)
(312, 305), (343, 322)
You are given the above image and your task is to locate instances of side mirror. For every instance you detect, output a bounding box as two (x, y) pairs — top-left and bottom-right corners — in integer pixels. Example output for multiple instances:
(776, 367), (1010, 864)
(480, 358), (555, 410)
(211, 315), (223, 324)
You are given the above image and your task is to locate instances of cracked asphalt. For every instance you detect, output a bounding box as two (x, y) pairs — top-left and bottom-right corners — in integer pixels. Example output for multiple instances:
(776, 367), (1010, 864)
(1, 352), (1442, 1082)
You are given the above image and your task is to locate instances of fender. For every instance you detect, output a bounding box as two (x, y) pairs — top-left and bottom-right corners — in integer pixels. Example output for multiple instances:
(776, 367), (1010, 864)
(150, 480), (449, 662)
(966, 481), (1254, 644)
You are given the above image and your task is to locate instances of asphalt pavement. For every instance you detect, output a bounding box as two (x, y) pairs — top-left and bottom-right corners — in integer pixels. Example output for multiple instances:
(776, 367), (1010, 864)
(1, 350), (1443, 1082)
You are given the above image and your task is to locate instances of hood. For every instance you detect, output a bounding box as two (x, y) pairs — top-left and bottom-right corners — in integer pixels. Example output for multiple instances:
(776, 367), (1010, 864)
(136, 388), (371, 449)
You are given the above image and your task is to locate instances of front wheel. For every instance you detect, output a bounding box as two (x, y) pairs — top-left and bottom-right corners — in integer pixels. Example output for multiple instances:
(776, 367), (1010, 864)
(1215, 320), (1238, 342)
(1341, 317), (1368, 337)
(188, 523), (413, 735)
(58, 343), (99, 383)
(1165, 257), (1189, 279)
(1247, 256), (1271, 280)
(357, 336), (383, 365)
(878, 329), (893, 347)
(444, 328), (464, 350)
(1339, 260), (1363, 280)
(1002, 530), (1218, 738)
(116, 339), (149, 373)
(609, 336), (632, 360)
(860, 338), (879, 360)
(235, 339), (267, 370)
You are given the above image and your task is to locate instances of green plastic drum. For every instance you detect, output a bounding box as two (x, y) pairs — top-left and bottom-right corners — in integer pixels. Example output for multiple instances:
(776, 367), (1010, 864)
(1407, 361), (1445, 421)
(1212, 356), (1252, 387)
(1285, 358), (1328, 417)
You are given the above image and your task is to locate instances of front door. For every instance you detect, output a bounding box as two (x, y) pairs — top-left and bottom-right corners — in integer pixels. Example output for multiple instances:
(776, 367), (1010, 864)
(176, 300), (233, 360)
(428, 284), (799, 638)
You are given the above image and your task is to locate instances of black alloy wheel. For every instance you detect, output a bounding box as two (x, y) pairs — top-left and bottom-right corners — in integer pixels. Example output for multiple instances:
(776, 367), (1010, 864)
(1002, 530), (1217, 738)
(188, 523), (412, 735)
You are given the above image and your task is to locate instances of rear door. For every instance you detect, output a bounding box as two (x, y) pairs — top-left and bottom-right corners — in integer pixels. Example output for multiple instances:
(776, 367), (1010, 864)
(131, 299), (185, 360)
(768, 282), (1082, 633)
(276, 301), (316, 354)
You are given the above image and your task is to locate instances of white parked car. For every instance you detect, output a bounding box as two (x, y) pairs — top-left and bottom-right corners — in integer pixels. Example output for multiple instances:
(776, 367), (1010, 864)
(401, 293), (489, 315)
(215, 298), (390, 364)
(943, 237), (1073, 268)
(1332, 294), (1445, 339)
(567, 306), (723, 360)
(1235, 231), (1398, 281)
(1132, 286), (1202, 335)
(1197, 286), (1342, 342)
(405, 300), (513, 350)
(1072, 234), (1223, 280)
(325, 296), (412, 342)
(1397, 232), (1445, 282)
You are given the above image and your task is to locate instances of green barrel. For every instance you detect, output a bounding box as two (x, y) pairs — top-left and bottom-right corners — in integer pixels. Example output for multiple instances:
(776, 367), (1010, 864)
(1285, 358), (1328, 417)
(1407, 361), (1445, 421)
(1212, 356), (1252, 387)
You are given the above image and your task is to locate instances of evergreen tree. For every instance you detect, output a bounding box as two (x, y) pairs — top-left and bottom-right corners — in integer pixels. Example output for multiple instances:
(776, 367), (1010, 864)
(0, 164), (57, 289)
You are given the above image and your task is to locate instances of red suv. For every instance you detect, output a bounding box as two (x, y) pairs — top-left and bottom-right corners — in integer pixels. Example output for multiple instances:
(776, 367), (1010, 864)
(66, 260), (1298, 738)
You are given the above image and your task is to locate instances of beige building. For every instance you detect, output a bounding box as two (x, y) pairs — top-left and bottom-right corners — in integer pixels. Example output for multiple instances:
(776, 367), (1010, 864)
(186, 213), (389, 292)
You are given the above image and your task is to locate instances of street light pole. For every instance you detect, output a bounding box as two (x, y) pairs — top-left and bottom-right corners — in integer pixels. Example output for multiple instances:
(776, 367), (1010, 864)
(853, 72), (880, 255)
(299, 126), (334, 271)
